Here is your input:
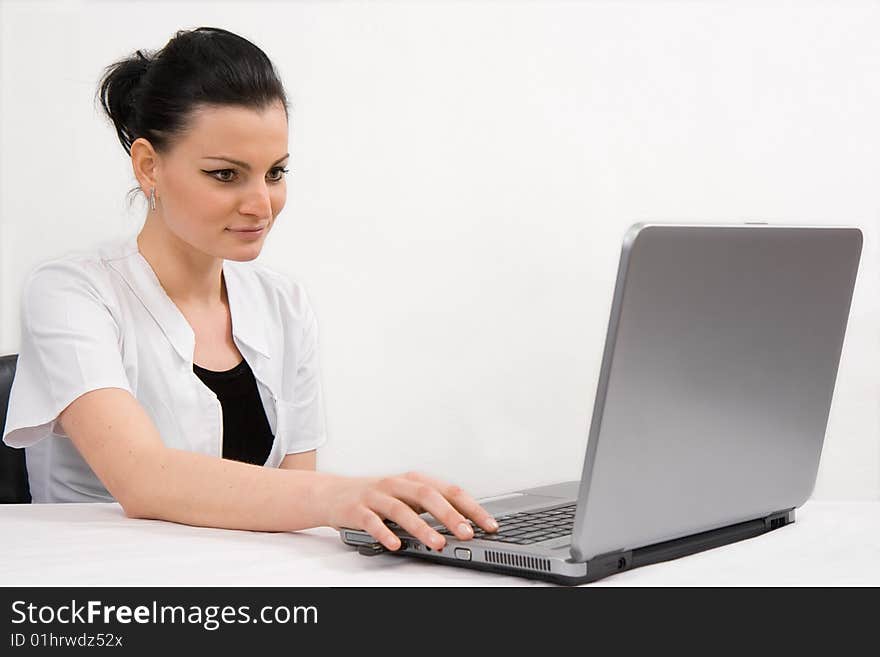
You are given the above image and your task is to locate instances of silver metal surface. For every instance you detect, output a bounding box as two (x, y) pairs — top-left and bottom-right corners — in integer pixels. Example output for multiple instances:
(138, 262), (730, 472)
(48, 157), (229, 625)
(570, 223), (862, 561)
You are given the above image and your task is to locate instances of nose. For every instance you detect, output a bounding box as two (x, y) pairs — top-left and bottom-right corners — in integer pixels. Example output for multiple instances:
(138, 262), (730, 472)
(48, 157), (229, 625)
(240, 180), (274, 218)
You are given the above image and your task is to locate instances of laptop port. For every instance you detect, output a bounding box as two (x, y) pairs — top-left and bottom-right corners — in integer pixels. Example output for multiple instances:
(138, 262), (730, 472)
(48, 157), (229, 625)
(454, 548), (472, 561)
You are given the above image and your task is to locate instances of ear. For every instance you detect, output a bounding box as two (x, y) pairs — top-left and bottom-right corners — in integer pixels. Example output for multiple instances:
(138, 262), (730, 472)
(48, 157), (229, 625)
(130, 137), (160, 193)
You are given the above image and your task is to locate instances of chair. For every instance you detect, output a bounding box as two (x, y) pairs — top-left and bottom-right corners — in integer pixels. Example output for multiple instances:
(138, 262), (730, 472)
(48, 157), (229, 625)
(0, 354), (31, 502)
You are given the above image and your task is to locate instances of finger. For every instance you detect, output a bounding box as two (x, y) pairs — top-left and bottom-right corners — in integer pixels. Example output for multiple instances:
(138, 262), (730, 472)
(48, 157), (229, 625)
(403, 472), (499, 533)
(359, 508), (402, 551)
(387, 478), (476, 542)
(370, 490), (446, 551)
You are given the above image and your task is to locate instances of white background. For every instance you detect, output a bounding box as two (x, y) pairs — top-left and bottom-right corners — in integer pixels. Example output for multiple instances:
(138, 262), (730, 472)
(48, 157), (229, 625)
(1, 0), (877, 501)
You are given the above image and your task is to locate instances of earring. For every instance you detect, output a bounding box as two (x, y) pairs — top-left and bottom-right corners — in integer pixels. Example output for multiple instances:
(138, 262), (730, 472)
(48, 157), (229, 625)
(149, 187), (157, 211)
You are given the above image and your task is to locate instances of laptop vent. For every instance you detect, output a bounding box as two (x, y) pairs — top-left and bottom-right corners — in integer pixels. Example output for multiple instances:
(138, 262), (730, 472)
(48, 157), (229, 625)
(484, 550), (551, 573)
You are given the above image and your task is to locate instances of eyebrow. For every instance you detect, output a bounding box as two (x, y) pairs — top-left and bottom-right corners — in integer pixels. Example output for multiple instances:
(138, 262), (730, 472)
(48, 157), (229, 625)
(202, 153), (290, 170)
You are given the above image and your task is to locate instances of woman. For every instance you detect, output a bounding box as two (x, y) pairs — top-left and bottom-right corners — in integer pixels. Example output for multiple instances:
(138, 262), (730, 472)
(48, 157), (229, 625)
(1, 27), (497, 552)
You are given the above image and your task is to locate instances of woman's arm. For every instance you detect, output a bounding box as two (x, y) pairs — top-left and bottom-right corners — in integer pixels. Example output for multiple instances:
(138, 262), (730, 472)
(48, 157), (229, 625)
(60, 387), (327, 531)
(59, 388), (497, 549)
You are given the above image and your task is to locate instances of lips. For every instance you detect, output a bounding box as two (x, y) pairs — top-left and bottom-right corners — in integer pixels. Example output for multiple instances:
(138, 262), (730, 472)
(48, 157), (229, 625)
(226, 225), (266, 242)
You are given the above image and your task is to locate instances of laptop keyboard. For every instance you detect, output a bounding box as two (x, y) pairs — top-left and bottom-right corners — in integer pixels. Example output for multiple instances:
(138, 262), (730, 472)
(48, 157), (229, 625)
(437, 503), (576, 545)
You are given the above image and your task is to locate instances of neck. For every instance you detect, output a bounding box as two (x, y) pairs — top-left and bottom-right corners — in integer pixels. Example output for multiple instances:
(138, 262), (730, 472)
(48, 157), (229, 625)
(137, 215), (226, 309)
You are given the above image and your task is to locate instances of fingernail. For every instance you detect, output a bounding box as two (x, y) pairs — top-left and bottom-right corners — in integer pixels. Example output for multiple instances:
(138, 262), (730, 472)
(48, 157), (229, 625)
(458, 522), (474, 537)
(432, 534), (445, 549)
(487, 518), (498, 531)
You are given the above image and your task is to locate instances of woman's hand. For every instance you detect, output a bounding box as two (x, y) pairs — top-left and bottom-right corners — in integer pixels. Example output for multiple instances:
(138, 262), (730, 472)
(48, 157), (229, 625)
(324, 471), (499, 551)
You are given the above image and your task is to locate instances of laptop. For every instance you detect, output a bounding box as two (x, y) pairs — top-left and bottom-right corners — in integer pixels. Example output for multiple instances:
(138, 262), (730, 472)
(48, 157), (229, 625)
(340, 223), (862, 585)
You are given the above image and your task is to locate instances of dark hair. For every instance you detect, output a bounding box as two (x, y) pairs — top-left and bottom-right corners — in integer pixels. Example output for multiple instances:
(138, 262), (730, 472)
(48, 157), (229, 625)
(95, 26), (290, 207)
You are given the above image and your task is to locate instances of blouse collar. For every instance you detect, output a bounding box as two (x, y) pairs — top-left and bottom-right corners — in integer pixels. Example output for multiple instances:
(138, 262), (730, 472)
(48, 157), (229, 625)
(106, 233), (272, 364)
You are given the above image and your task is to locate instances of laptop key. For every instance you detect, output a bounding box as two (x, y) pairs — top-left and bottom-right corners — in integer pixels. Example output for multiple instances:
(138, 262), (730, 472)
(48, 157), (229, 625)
(518, 531), (550, 539)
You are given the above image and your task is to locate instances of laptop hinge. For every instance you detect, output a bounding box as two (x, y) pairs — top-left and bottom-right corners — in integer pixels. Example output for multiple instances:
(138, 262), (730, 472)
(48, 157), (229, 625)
(763, 508), (796, 531)
(579, 549), (635, 579)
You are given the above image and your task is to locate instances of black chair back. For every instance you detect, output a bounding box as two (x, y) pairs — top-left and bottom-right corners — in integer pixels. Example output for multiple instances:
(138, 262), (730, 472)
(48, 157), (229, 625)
(0, 354), (31, 503)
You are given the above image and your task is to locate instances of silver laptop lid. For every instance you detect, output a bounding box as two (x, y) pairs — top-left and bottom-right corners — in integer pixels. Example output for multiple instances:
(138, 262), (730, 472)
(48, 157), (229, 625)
(571, 223), (862, 562)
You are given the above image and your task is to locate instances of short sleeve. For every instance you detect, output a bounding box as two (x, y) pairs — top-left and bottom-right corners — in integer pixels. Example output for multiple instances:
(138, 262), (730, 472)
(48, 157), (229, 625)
(278, 284), (328, 455)
(1, 261), (134, 449)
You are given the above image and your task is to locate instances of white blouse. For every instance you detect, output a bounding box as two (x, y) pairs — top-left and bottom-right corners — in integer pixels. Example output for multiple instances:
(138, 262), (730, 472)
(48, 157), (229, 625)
(2, 233), (328, 502)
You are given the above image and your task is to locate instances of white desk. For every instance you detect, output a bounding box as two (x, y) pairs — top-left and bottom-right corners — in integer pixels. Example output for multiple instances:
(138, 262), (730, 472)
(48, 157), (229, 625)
(1, 501), (878, 586)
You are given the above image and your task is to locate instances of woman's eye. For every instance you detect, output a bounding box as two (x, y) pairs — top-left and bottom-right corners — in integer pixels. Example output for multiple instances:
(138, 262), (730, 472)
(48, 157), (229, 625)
(208, 169), (235, 182)
(268, 167), (290, 182)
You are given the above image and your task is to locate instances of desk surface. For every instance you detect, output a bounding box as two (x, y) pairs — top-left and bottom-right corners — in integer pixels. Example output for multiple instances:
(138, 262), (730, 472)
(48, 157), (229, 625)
(1, 501), (878, 586)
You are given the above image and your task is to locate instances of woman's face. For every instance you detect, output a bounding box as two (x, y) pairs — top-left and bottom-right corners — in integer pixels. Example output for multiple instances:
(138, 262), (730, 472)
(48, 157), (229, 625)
(144, 101), (289, 262)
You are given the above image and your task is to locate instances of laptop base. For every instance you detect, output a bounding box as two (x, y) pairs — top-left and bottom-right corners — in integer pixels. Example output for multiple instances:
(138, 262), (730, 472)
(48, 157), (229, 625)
(356, 509), (794, 585)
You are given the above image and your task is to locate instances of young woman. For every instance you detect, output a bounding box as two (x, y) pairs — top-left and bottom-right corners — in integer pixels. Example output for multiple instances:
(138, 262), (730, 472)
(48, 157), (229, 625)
(1, 27), (497, 552)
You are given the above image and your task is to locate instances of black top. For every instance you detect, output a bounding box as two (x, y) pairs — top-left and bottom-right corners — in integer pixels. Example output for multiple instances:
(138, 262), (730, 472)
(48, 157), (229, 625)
(193, 357), (274, 466)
